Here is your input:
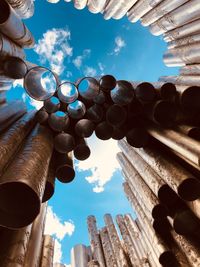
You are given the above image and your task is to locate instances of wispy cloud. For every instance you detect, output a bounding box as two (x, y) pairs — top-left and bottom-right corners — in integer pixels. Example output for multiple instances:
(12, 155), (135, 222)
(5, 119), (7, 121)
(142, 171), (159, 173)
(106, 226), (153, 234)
(110, 36), (126, 56)
(73, 49), (91, 69)
(98, 62), (105, 75)
(34, 28), (73, 75)
(83, 66), (97, 77)
(76, 134), (120, 193)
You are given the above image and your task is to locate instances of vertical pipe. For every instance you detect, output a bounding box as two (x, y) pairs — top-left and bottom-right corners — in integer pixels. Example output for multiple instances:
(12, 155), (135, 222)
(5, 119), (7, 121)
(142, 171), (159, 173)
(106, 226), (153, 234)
(40, 235), (55, 267)
(71, 244), (89, 267)
(6, 0), (34, 19)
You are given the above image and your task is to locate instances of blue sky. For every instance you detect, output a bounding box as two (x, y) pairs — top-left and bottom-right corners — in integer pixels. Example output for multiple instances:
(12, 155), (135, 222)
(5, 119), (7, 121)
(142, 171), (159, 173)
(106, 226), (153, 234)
(7, 1), (178, 265)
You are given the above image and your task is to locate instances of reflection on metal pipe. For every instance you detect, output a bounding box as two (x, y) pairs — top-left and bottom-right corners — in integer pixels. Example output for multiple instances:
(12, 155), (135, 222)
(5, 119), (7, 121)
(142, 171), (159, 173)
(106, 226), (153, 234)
(35, 108), (49, 124)
(67, 100), (86, 119)
(24, 67), (58, 101)
(42, 159), (56, 203)
(180, 64), (200, 76)
(126, 127), (149, 148)
(75, 119), (95, 138)
(44, 96), (60, 114)
(112, 0), (139, 20)
(111, 80), (134, 105)
(168, 33), (200, 49)
(149, 0), (200, 36)
(58, 82), (78, 104)
(54, 132), (75, 153)
(3, 57), (28, 79)
(0, 0), (34, 48)
(6, 0), (34, 19)
(40, 235), (55, 267)
(71, 244), (89, 267)
(87, 0), (107, 14)
(48, 111), (70, 132)
(0, 33), (25, 59)
(77, 77), (99, 100)
(86, 104), (104, 123)
(73, 0), (87, 10)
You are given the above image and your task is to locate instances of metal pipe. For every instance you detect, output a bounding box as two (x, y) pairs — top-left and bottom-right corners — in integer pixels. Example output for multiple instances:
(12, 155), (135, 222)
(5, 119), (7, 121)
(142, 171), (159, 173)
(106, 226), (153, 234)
(103, 0), (123, 20)
(0, 125), (53, 229)
(0, 224), (32, 267)
(3, 56), (28, 79)
(74, 138), (91, 161)
(99, 226), (118, 267)
(42, 159), (56, 203)
(95, 121), (113, 140)
(71, 244), (89, 267)
(0, 100), (27, 133)
(99, 75), (116, 92)
(124, 139), (200, 201)
(146, 123), (200, 167)
(67, 100), (86, 119)
(54, 151), (75, 183)
(176, 124), (200, 141)
(58, 81), (78, 104)
(123, 182), (175, 266)
(149, 0), (200, 36)
(112, 0), (139, 20)
(86, 104), (104, 123)
(87, 260), (100, 267)
(75, 119), (95, 138)
(24, 203), (47, 267)
(0, 0), (34, 48)
(40, 235), (55, 267)
(87, 0), (108, 14)
(127, 0), (162, 23)
(106, 104), (127, 127)
(117, 152), (167, 220)
(0, 90), (6, 105)
(0, 33), (25, 59)
(111, 80), (134, 105)
(44, 96), (60, 114)
(48, 111), (70, 132)
(87, 215), (106, 267)
(180, 64), (200, 75)
(35, 108), (49, 125)
(6, 0), (34, 19)
(104, 214), (129, 267)
(126, 127), (149, 148)
(116, 214), (142, 266)
(160, 75), (200, 87)
(150, 82), (177, 101)
(54, 132), (75, 154)
(112, 125), (127, 140)
(141, 0), (189, 27)
(73, 0), (87, 10)
(130, 81), (156, 103)
(24, 67), (59, 101)
(168, 33), (200, 49)
(77, 77), (100, 100)
(163, 18), (200, 42)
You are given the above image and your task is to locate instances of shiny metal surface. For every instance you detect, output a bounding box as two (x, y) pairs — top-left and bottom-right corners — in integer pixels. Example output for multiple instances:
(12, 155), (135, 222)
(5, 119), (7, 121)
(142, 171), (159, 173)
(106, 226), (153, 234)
(6, 0), (34, 19)
(40, 235), (55, 267)
(149, 0), (200, 36)
(168, 33), (200, 49)
(0, 33), (25, 59)
(71, 244), (89, 267)
(73, 0), (87, 10)
(87, 0), (108, 14)
(180, 64), (200, 75)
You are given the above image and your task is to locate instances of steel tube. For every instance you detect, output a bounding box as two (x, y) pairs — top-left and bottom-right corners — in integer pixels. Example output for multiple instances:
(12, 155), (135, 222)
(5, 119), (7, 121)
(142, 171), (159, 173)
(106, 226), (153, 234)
(74, 138), (91, 161)
(0, 224), (32, 267)
(141, 0), (189, 27)
(6, 0), (34, 19)
(54, 151), (75, 183)
(126, 127), (149, 148)
(149, 0), (200, 36)
(127, 0), (162, 23)
(151, 82), (177, 101)
(40, 235), (55, 267)
(0, 125), (53, 229)
(111, 80), (134, 105)
(54, 133), (75, 153)
(77, 77), (100, 100)
(176, 124), (200, 141)
(106, 104), (127, 127)
(75, 119), (95, 138)
(42, 160), (56, 203)
(58, 82), (78, 104)
(168, 33), (200, 49)
(48, 111), (70, 132)
(24, 203), (47, 267)
(104, 214), (128, 267)
(35, 108), (49, 125)
(95, 121), (113, 140)
(3, 56), (28, 79)
(146, 123), (200, 167)
(99, 75), (116, 92)
(123, 182), (175, 266)
(118, 152), (167, 220)
(87, 216), (106, 267)
(99, 227), (118, 267)
(163, 18), (200, 42)
(44, 96), (60, 114)
(87, 0), (108, 14)
(112, 0), (139, 20)
(0, 100), (27, 133)
(0, 0), (34, 48)
(0, 33), (25, 59)
(71, 244), (89, 267)
(180, 64), (200, 75)
(131, 81), (156, 103)
(73, 0), (87, 10)
(160, 75), (200, 87)
(116, 215), (141, 266)
(67, 100), (86, 119)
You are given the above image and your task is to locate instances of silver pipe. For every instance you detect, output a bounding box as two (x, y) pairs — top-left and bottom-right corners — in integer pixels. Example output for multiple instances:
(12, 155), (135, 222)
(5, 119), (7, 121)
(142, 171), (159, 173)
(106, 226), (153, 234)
(0, 33), (25, 59)
(0, 0), (35, 48)
(127, 0), (162, 23)
(103, 0), (124, 20)
(73, 0), (87, 10)
(149, 0), (200, 36)
(168, 33), (200, 49)
(163, 18), (200, 42)
(87, 0), (108, 14)
(112, 0), (139, 20)
(71, 244), (89, 267)
(141, 0), (189, 27)
(159, 75), (200, 86)
(6, 0), (34, 19)
(163, 43), (200, 66)
(180, 64), (200, 75)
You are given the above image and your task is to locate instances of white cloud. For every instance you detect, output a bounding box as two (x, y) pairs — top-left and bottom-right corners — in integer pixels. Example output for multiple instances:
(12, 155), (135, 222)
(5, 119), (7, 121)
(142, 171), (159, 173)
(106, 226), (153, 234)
(98, 62), (105, 74)
(110, 36), (126, 56)
(73, 49), (91, 69)
(76, 134), (120, 193)
(53, 239), (63, 263)
(34, 28), (73, 75)
(83, 66), (97, 77)
(13, 79), (24, 88)
(45, 206), (75, 240)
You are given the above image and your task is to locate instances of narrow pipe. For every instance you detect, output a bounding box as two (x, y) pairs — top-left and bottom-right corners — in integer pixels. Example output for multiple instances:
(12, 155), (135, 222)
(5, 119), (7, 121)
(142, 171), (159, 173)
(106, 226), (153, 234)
(44, 96), (60, 114)
(71, 244), (89, 267)
(40, 235), (55, 267)
(74, 138), (91, 161)
(95, 121), (113, 140)
(75, 119), (95, 138)
(6, 0), (34, 19)
(48, 111), (70, 132)
(111, 80), (134, 105)
(0, 33), (25, 59)
(58, 81), (78, 104)
(54, 132), (75, 153)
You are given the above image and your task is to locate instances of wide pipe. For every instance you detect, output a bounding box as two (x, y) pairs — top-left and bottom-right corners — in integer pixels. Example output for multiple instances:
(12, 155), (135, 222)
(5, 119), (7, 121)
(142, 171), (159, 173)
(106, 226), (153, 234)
(150, 82), (177, 101)
(75, 119), (95, 138)
(71, 244), (89, 267)
(40, 235), (55, 267)
(99, 227), (118, 267)
(127, 0), (162, 23)
(130, 81), (156, 103)
(74, 138), (91, 161)
(104, 214), (129, 266)
(24, 203), (47, 267)
(176, 124), (200, 141)
(160, 75), (200, 87)
(141, 0), (188, 27)
(117, 152), (167, 220)
(0, 33), (25, 59)
(0, 125), (53, 229)
(149, 0), (200, 36)
(116, 214), (141, 266)
(0, 0), (35, 48)
(6, 0), (34, 19)
(87, 215), (106, 267)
